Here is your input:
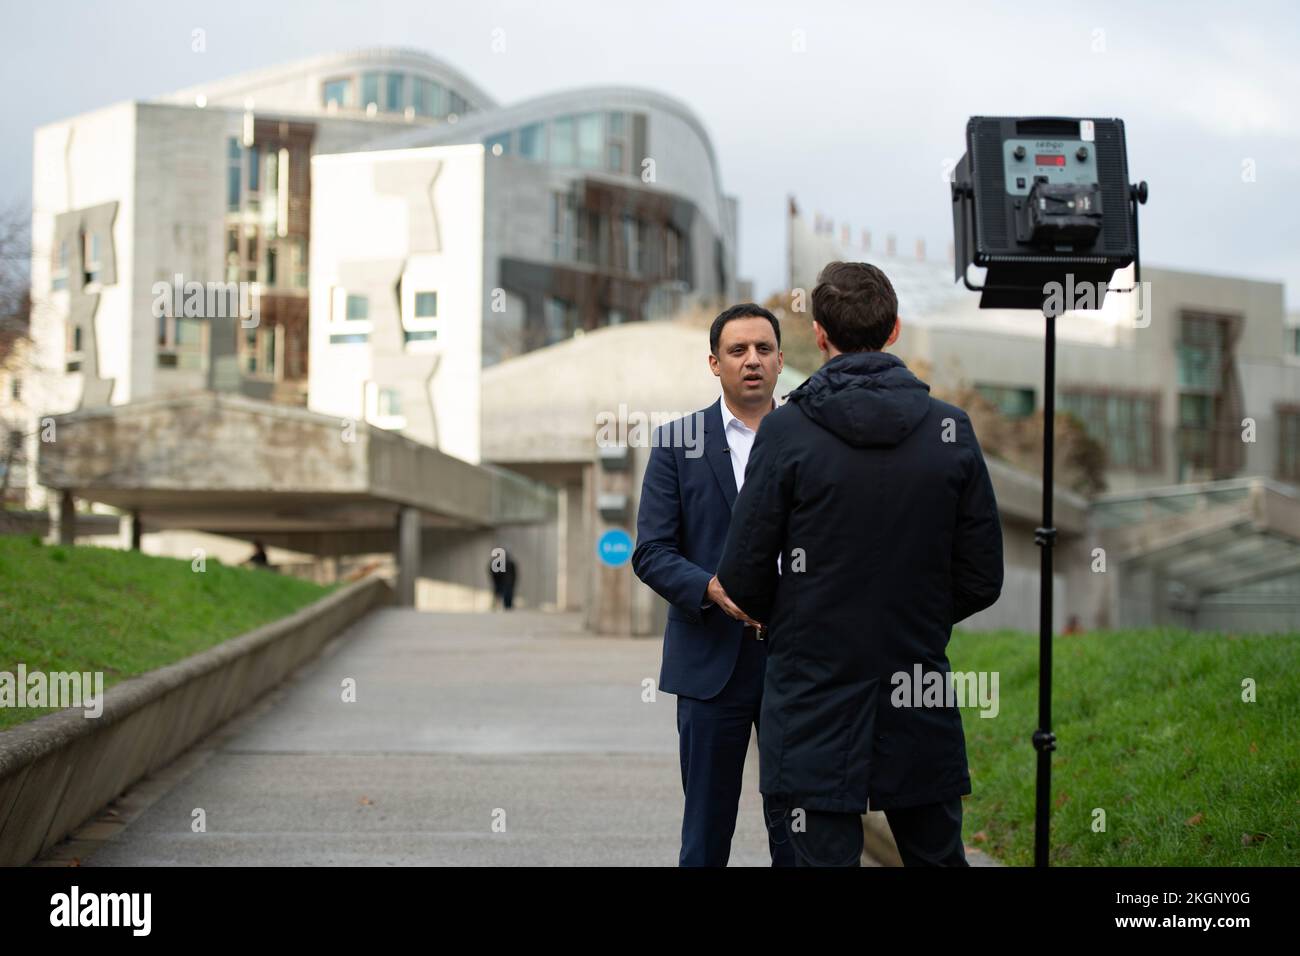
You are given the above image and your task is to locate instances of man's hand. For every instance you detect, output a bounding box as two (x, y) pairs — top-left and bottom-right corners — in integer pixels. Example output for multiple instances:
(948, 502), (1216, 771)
(706, 575), (762, 627)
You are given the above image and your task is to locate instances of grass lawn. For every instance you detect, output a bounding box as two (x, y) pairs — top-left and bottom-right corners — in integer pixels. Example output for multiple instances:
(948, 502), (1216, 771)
(949, 627), (1299, 866)
(0, 536), (333, 731)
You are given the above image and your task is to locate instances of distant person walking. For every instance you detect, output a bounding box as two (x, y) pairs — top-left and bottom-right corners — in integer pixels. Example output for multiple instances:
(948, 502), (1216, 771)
(247, 540), (271, 570)
(488, 549), (518, 610)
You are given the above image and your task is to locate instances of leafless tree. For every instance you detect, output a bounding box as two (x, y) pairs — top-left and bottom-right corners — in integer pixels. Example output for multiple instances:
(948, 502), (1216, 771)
(0, 200), (33, 511)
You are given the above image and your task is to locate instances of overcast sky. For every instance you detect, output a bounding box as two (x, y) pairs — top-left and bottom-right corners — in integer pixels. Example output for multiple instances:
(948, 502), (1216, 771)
(4, 0), (1297, 309)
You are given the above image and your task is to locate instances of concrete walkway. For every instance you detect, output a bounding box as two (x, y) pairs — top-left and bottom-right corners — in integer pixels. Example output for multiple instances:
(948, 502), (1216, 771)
(50, 609), (780, 866)
(39, 608), (999, 866)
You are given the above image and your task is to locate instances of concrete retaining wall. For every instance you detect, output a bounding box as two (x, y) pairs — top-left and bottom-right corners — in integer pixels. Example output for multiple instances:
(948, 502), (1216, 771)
(0, 574), (391, 866)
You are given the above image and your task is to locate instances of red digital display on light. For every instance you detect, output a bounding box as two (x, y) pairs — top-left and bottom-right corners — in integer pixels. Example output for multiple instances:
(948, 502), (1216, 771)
(1035, 154), (1067, 166)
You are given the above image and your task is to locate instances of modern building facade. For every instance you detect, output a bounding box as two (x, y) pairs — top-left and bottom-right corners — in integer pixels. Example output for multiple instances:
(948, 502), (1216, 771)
(307, 85), (740, 460)
(787, 199), (1300, 493)
(23, 48), (739, 483)
(785, 200), (1300, 631)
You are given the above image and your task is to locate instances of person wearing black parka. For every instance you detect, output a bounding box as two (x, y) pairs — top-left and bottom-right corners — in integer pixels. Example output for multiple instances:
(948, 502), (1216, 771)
(716, 260), (1004, 867)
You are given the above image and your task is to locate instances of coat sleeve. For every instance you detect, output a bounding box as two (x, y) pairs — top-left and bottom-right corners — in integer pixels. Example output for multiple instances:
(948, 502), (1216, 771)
(716, 420), (791, 625)
(951, 416), (1004, 625)
(631, 436), (713, 622)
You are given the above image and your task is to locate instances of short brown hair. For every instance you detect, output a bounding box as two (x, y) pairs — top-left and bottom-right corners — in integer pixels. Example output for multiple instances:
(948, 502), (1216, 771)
(811, 261), (899, 352)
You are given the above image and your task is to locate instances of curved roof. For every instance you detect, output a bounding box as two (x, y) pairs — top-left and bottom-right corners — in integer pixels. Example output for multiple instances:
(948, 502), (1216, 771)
(157, 47), (497, 113)
(368, 84), (712, 155)
(362, 84), (727, 200)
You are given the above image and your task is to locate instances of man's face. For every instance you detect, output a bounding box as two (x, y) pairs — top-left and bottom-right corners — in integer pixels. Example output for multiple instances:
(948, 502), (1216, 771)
(710, 316), (783, 404)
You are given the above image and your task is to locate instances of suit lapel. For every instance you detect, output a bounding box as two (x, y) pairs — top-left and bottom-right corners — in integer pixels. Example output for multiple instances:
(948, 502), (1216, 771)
(702, 398), (738, 511)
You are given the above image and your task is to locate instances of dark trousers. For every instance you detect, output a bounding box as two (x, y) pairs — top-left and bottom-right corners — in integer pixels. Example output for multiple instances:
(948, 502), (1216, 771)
(676, 636), (796, 867)
(776, 797), (969, 867)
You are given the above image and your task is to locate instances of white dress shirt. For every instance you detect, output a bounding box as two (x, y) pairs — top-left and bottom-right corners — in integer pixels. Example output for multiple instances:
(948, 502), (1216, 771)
(719, 396), (767, 492)
(714, 396), (781, 607)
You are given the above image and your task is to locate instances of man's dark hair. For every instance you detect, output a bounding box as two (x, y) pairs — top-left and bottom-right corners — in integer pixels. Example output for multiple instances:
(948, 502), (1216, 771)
(811, 261), (899, 352)
(709, 303), (781, 355)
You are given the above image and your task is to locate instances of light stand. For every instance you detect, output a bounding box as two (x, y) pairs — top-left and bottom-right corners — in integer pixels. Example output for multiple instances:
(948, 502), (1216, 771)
(950, 116), (1147, 867)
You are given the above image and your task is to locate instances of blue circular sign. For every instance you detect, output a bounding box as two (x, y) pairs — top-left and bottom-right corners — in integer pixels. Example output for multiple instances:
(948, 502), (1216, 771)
(597, 529), (633, 567)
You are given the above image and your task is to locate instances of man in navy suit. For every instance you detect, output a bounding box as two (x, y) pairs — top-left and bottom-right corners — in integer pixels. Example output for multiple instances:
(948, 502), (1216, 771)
(632, 303), (796, 867)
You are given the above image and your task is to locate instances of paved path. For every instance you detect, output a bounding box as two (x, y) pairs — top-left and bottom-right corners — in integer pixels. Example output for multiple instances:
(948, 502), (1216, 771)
(52, 609), (781, 866)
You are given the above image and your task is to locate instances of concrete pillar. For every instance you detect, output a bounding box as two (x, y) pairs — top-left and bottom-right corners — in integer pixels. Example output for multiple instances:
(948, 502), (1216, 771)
(1150, 564), (1167, 627)
(113, 511), (145, 550)
(57, 490), (75, 546)
(396, 506), (421, 607)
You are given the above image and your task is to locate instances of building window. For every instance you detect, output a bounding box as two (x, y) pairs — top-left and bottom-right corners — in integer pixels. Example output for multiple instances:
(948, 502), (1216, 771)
(1278, 406), (1300, 483)
(1177, 311), (1235, 479)
(385, 73), (405, 111)
(551, 192), (574, 260)
(361, 73), (381, 111)
(413, 77), (443, 116)
(9, 375), (20, 401)
(322, 78), (351, 108)
(241, 324), (279, 379)
(157, 316), (205, 369)
(247, 144), (261, 194)
(448, 91), (467, 117)
(1290, 327), (1300, 356)
(227, 138), (242, 211)
(83, 231), (102, 285)
(52, 239), (69, 291)
(576, 209), (602, 266)
(485, 132), (510, 157)
(403, 291), (439, 348)
(576, 113), (603, 168)
(244, 226), (260, 283)
(975, 383), (1035, 419)
(665, 226), (682, 281)
(544, 297), (575, 345)
(518, 123), (545, 161)
(551, 116), (575, 166)
(606, 112), (629, 173)
(1059, 388), (1159, 471)
(377, 387), (401, 418)
(290, 238), (308, 289)
(329, 288), (371, 344)
(622, 215), (641, 274)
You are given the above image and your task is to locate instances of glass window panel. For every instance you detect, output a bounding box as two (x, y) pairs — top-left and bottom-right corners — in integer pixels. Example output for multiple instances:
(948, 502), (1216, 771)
(346, 294), (369, 321)
(361, 72), (381, 109)
(322, 79), (351, 107)
(577, 113), (602, 168)
(385, 73), (405, 111)
(414, 291), (438, 318)
(176, 318), (202, 346)
(551, 117), (575, 166)
(518, 123), (544, 161)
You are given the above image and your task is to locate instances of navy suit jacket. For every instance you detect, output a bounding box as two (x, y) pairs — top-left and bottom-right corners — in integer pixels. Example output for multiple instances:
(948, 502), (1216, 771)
(632, 398), (745, 701)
